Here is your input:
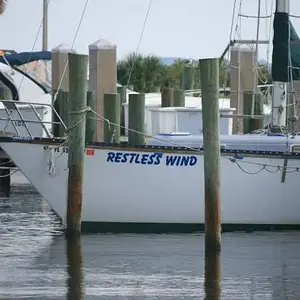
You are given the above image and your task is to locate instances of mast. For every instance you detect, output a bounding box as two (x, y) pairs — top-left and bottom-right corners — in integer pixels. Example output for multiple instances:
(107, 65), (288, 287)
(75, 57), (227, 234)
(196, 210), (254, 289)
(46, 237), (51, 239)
(42, 0), (48, 51)
(251, 0), (261, 118)
(271, 0), (290, 129)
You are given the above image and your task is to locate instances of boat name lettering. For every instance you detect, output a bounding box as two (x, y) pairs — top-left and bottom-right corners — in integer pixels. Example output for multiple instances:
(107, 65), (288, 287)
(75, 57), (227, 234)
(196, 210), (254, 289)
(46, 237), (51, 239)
(43, 145), (68, 153)
(106, 152), (197, 166)
(14, 120), (25, 127)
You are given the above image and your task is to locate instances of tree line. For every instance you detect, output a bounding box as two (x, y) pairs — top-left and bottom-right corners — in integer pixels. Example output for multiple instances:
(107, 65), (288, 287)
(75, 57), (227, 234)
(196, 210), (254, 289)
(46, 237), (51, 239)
(117, 52), (271, 93)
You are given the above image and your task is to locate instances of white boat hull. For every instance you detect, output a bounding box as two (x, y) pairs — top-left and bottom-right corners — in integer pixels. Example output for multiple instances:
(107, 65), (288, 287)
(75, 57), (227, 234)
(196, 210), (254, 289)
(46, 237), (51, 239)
(1, 139), (300, 232)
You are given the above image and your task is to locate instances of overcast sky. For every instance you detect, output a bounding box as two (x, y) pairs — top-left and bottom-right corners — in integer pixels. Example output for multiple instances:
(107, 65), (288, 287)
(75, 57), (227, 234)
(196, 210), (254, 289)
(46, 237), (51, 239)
(1, 0), (300, 61)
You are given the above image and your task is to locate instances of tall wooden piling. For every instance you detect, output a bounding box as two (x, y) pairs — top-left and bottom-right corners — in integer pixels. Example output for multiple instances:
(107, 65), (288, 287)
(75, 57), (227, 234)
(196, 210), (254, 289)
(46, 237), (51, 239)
(66, 53), (88, 236)
(103, 93), (120, 143)
(85, 91), (97, 143)
(0, 85), (12, 197)
(0, 159), (11, 198)
(204, 250), (221, 300)
(243, 91), (263, 133)
(173, 89), (185, 107)
(161, 86), (173, 107)
(66, 236), (84, 300)
(51, 45), (73, 137)
(59, 90), (69, 135)
(128, 93), (145, 145)
(181, 65), (195, 90)
(88, 39), (117, 141)
(199, 58), (221, 252)
(117, 86), (127, 136)
(53, 89), (69, 137)
(230, 48), (256, 133)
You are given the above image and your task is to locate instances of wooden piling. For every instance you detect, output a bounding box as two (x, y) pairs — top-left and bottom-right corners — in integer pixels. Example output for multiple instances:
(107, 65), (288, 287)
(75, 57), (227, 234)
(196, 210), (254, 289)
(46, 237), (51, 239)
(128, 93), (145, 145)
(57, 90), (69, 137)
(66, 236), (84, 300)
(103, 93), (120, 143)
(243, 91), (263, 133)
(85, 91), (97, 143)
(53, 89), (69, 137)
(199, 58), (221, 251)
(66, 53), (88, 237)
(0, 159), (10, 198)
(181, 65), (195, 90)
(0, 86), (12, 197)
(117, 86), (127, 136)
(52, 89), (60, 137)
(161, 86), (173, 107)
(204, 251), (221, 300)
(173, 89), (185, 107)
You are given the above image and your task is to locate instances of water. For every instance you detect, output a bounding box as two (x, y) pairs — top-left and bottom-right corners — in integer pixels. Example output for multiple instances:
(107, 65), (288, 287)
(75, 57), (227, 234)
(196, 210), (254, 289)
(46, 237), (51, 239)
(1, 183), (300, 299)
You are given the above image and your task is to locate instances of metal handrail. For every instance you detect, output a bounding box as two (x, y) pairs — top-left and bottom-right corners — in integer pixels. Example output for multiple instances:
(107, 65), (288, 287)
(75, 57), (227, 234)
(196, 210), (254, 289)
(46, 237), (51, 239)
(0, 99), (67, 139)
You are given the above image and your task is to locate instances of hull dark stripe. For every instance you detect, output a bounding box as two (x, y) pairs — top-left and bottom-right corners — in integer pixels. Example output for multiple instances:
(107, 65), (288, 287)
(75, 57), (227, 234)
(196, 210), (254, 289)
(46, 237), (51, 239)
(80, 222), (300, 234)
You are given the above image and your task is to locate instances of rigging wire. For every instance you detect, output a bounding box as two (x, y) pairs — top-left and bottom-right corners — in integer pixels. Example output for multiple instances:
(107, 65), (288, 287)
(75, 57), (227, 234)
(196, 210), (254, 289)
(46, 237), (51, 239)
(83, 108), (300, 175)
(53, 0), (89, 104)
(124, 0), (153, 95)
(17, 0), (52, 93)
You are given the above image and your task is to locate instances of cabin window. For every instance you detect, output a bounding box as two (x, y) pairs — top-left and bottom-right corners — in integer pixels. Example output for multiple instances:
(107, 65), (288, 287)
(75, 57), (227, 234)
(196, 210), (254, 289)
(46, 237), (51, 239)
(290, 145), (300, 153)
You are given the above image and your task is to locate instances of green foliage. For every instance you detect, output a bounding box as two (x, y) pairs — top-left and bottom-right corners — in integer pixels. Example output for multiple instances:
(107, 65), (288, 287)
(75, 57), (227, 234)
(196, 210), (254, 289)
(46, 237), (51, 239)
(117, 53), (271, 93)
(117, 52), (166, 93)
(163, 59), (184, 88)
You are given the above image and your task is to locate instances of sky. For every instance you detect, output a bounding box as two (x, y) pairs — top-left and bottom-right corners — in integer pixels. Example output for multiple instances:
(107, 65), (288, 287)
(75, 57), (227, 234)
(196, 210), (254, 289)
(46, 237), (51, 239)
(1, 0), (300, 61)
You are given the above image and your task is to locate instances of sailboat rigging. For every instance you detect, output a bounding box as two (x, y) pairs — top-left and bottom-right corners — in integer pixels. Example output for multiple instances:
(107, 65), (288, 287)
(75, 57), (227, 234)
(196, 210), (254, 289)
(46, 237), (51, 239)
(0, 0), (299, 233)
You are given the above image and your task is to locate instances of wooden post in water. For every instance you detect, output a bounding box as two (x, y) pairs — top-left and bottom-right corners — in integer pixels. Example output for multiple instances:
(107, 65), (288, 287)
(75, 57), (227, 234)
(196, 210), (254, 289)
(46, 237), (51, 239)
(59, 90), (69, 135)
(103, 93), (120, 143)
(85, 91), (97, 143)
(66, 53), (88, 236)
(161, 86), (173, 107)
(88, 39), (117, 141)
(66, 236), (84, 300)
(117, 86), (127, 136)
(51, 45), (74, 137)
(199, 58), (221, 252)
(243, 91), (263, 133)
(128, 93), (145, 145)
(53, 90), (69, 137)
(181, 65), (195, 90)
(0, 85), (12, 197)
(173, 89), (185, 107)
(204, 250), (221, 300)
(0, 158), (11, 198)
(52, 89), (60, 137)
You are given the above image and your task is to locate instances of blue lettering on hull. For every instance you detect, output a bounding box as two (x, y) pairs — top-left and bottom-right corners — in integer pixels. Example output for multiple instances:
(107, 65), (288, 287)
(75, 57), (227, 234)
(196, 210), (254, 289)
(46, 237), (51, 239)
(106, 152), (197, 167)
(165, 155), (197, 166)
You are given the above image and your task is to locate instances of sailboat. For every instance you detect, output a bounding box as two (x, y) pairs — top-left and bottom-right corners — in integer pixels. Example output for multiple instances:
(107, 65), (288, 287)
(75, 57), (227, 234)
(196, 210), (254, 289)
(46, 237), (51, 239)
(0, 0), (300, 233)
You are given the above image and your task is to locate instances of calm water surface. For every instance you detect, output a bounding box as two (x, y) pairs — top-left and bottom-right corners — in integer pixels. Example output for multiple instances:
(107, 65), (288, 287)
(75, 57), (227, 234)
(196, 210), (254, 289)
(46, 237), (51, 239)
(1, 183), (300, 299)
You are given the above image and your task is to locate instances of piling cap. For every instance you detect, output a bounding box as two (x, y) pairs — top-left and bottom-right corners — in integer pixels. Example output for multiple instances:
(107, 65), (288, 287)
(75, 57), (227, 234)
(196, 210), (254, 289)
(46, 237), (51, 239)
(51, 44), (76, 54)
(89, 39), (117, 50)
(230, 46), (254, 53)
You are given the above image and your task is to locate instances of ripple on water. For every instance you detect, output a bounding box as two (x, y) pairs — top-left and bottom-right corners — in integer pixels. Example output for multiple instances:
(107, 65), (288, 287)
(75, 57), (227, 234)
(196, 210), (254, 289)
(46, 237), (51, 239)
(1, 184), (300, 299)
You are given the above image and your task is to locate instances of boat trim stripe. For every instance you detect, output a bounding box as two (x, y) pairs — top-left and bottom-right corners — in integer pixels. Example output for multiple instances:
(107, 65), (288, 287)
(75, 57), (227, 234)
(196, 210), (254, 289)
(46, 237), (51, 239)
(0, 136), (299, 158)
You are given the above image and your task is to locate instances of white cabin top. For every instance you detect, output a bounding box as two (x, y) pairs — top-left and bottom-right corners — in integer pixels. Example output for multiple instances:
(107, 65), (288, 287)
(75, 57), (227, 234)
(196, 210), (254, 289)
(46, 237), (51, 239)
(147, 132), (300, 153)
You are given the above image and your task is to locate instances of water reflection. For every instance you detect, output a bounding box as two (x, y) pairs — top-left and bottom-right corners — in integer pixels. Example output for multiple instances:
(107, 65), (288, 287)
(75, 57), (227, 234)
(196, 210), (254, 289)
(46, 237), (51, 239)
(66, 236), (84, 300)
(2, 186), (300, 299)
(204, 249), (221, 300)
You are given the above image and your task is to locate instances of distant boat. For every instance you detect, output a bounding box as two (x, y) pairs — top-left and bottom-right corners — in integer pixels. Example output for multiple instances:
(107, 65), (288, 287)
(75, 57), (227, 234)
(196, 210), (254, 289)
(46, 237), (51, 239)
(1, 0), (300, 233)
(0, 50), (52, 138)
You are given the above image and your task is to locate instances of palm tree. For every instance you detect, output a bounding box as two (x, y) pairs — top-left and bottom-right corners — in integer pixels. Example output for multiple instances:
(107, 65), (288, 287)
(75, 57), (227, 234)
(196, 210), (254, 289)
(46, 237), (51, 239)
(0, 0), (7, 15)
(117, 52), (166, 93)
